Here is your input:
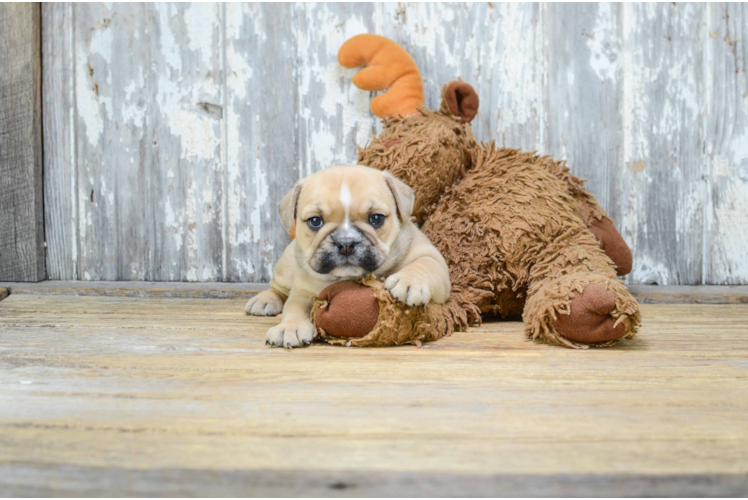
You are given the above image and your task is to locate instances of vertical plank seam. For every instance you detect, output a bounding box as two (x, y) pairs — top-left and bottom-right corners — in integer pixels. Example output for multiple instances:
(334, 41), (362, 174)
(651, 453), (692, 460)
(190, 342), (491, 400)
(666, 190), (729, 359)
(38, 3), (47, 280)
(621, 3), (631, 286)
(701, 2), (710, 284)
(70, 3), (80, 280)
(220, 3), (228, 282)
(144, 4), (154, 280)
(540, 3), (549, 158)
(293, 7), (301, 181)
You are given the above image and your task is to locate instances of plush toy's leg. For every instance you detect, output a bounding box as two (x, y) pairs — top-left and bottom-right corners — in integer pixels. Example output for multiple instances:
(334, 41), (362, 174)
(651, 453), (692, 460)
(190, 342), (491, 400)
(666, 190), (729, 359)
(570, 195), (632, 276)
(522, 231), (640, 348)
(587, 218), (633, 276)
(534, 155), (633, 276)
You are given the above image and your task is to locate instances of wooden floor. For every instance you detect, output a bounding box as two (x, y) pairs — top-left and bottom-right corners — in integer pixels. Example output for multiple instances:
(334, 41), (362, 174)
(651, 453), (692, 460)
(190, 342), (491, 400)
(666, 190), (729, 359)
(1, 291), (747, 496)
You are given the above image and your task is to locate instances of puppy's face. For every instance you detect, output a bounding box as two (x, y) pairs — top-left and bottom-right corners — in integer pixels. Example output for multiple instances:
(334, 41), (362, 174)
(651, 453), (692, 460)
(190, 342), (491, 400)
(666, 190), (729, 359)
(280, 165), (414, 280)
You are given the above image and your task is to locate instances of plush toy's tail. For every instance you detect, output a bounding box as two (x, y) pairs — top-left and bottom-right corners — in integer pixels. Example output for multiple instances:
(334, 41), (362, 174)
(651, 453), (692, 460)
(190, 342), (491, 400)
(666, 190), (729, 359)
(338, 34), (424, 119)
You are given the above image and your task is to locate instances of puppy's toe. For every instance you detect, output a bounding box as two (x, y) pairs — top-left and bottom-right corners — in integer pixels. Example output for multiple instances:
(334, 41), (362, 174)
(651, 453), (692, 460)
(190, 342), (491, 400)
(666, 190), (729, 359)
(295, 321), (315, 346)
(385, 274), (432, 307)
(265, 324), (286, 347)
(246, 291), (283, 316)
(265, 321), (315, 349)
(404, 284), (431, 307)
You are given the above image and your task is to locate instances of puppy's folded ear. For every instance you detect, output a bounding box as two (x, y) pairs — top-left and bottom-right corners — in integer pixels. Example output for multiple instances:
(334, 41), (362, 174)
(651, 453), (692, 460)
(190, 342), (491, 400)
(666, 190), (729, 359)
(385, 174), (415, 221)
(279, 181), (303, 238)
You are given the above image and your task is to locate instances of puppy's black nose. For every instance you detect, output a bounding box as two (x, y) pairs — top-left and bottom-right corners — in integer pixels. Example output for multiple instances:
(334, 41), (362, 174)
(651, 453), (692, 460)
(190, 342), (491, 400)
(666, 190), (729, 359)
(335, 238), (358, 256)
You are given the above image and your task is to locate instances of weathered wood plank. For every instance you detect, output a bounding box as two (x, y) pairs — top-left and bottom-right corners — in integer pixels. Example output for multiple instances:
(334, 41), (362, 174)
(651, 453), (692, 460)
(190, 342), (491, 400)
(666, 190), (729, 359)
(704, 3), (748, 284)
(0, 295), (747, 496)
(70, 4), (225, 281)
(377, 3), (546, 151)
(42, 3), (77, 281)
(148, 3), (225, 282)
(618, 3), (706, 285)
(2, 466), (747, 498)
(73, 3), (151, 280)
(223, 4), (298, 283)
(0, 288), (7, 302)
(0, 3), (44, 282)
(546, 3), (621, 217)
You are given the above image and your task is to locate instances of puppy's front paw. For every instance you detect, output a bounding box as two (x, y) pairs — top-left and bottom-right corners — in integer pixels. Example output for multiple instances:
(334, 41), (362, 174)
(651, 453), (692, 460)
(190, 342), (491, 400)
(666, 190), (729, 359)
(266, 320), (315, 349)
(245, 290), (284, 316)
(385, 272), (432, 306)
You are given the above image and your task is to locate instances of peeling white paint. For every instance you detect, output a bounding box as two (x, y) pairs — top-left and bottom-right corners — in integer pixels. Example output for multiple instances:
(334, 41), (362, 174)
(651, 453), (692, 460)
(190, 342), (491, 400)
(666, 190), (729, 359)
(632, 256), (672, 285)
(76, 28), (114, 147)
(708, 182), (748, 283)
(587, 3), (620, 82)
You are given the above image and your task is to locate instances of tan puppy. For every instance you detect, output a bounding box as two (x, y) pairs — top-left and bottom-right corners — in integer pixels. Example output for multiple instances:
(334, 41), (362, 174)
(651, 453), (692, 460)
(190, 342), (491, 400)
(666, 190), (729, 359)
(245, 165), (451, 348)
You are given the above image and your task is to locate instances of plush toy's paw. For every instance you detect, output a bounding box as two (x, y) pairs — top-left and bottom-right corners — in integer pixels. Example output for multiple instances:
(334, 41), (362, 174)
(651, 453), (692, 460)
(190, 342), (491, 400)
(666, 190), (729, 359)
(266, 319), (315, 348)
(385, 272), (432, 306)
(524, 273), (640, 349)
(245, 290), (284, 316)
(554, 283), (625, 343)
(315, 281), (380, 339)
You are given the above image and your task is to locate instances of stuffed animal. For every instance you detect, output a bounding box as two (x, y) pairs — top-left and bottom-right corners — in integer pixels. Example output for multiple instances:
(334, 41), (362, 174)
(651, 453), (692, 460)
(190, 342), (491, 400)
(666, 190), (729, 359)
(312, 34), (640, 349)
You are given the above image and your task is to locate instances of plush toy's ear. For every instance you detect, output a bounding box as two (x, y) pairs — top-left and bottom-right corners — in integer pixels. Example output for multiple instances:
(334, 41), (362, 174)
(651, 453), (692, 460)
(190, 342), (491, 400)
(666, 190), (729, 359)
(443, 81), (479, 123)
(279, 182), (303, 238)
(339, 34), (424, 119)
(385, 174), (415, 221)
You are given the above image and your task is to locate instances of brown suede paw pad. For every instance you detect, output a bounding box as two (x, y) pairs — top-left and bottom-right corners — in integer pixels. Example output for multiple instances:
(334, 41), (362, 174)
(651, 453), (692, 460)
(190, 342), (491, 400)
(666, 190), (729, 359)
(314, 281), (380, 339)
(554, 283), (626, 344)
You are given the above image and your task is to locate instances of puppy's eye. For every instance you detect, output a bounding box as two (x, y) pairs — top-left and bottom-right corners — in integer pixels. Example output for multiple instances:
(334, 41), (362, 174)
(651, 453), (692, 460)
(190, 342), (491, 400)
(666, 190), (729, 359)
(368, 213), (385, 228)
(306, 216), (324, 230)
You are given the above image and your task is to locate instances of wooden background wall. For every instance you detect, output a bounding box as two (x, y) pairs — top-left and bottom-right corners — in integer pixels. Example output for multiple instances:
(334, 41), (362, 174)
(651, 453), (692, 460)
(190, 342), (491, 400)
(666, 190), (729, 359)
(42, 3), (748, 285)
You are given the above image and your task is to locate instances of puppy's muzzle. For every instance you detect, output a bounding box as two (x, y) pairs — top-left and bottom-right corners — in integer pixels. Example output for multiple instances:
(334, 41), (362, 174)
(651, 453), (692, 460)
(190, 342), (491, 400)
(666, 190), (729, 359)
(310, 226), (384, 275)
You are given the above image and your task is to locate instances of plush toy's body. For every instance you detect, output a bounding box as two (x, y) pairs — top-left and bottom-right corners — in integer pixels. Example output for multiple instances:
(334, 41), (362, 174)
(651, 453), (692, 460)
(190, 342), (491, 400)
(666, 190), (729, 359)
(312, 35), (640, 349)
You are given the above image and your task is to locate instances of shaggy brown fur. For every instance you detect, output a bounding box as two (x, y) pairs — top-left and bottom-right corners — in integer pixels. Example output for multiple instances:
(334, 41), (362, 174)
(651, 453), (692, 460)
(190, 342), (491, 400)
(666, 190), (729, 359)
(313, 84), (640, 349)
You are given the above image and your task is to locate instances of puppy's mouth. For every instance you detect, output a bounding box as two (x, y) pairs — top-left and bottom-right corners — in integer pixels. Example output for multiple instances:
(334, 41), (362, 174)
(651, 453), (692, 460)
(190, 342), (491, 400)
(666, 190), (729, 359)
(311, 251), (382, 276)
(329, 264), (368, 279)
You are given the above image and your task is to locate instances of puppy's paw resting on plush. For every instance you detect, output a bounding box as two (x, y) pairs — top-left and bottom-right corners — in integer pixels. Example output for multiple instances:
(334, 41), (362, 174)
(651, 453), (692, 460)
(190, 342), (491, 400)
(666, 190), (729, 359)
(245, 290), (284, 316)
(266, 319), (316, 348)
(384, 272), (432, 306)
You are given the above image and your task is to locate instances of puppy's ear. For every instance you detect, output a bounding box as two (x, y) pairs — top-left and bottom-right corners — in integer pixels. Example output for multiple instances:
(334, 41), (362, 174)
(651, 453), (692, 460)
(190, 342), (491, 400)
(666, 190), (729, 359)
(279, 181), (303, 238)
(385, 174), (415, 221)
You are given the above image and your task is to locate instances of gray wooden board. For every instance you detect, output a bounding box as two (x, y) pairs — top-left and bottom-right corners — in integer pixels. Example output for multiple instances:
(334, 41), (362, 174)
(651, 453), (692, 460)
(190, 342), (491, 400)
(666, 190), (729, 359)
(546, 3), (621, 234)
(1, 465), (746, 497)
(42, 3), (748, 285)
(704, 3), (748, 284)
(0, 3), (44, 282)
(42, 3), (77, 281)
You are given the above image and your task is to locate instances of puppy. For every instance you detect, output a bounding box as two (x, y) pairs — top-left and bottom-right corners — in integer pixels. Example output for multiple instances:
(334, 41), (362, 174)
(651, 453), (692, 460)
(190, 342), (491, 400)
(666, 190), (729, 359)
(245, 164), (451, 348)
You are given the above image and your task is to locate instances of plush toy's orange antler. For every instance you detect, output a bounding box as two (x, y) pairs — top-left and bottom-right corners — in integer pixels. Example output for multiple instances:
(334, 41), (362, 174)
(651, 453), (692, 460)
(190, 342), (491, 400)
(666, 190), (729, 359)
(338, 34), (424, 119)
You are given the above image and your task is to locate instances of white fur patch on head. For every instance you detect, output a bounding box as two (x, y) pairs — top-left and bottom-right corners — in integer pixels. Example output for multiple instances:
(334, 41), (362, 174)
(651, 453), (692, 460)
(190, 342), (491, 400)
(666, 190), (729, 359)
(340, 182), (352, 229)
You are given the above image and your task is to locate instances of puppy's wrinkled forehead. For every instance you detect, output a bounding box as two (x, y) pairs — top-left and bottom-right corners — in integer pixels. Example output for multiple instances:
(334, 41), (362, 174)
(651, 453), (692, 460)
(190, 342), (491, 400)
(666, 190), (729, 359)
(298, 165), (396, 220)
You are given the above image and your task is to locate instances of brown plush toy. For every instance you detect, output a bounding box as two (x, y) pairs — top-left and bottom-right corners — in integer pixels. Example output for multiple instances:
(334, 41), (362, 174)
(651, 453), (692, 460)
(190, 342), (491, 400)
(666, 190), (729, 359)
(312, 34), (640, 349)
